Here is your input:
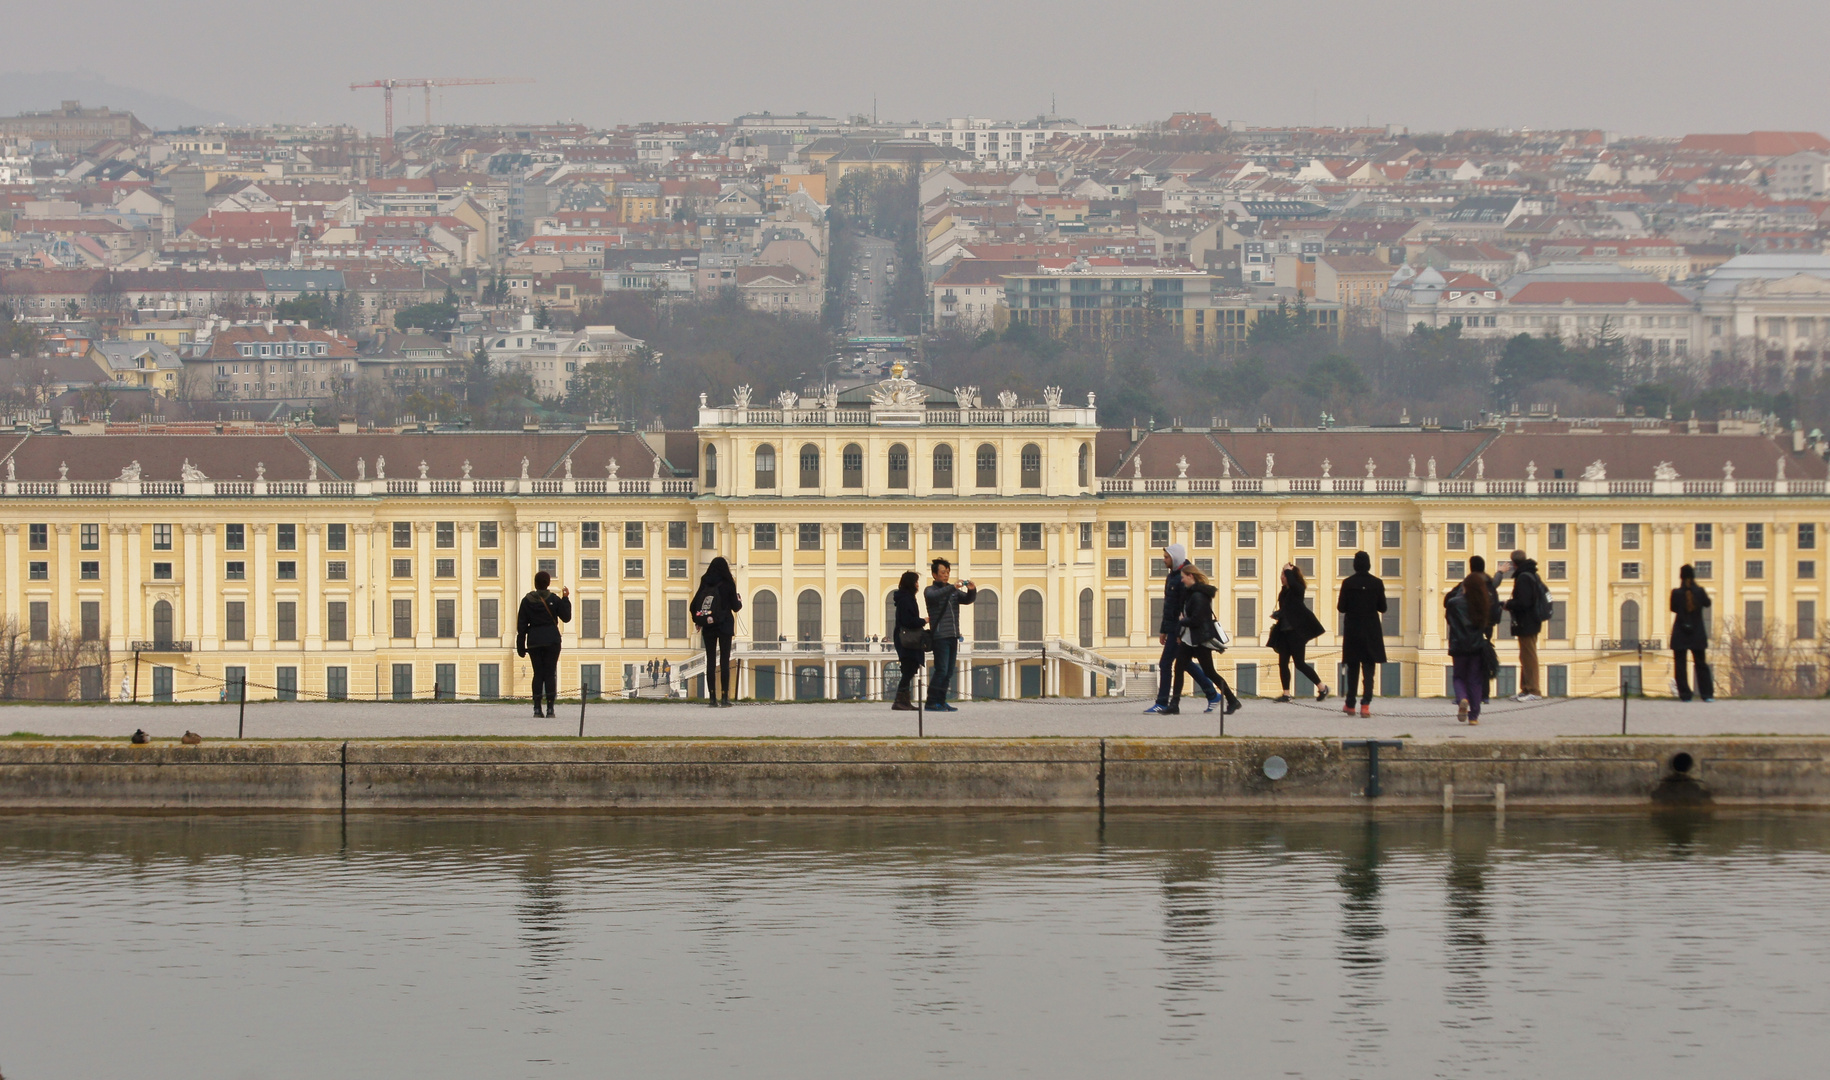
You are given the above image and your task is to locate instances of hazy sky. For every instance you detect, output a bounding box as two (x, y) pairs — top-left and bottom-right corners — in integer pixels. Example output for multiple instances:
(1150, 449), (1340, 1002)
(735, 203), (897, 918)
(9, 0), (1830, 136)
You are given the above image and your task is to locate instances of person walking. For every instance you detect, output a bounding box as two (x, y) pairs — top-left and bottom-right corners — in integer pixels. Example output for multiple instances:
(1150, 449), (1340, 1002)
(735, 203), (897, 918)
(1468, 555), (1503, 703)
(923, 559), (976, 712)
(516, 569), (572, 718)
(1335, 551), (1386, 717)
(1502, 548), (1547, 701)
(1670, 564), (1714, 702)
(1147, 543), (1220, 713)
(691, 556), (743, 708)
(891, 570), (927, 712)
(1445, 569), (1491, 724)
(1167, 563), (1232, 714)
(1268, 563), (1329, 703)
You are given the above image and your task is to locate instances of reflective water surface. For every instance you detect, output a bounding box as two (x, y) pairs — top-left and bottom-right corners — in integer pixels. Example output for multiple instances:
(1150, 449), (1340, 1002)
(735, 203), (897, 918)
(2, 811), (1827, 1079)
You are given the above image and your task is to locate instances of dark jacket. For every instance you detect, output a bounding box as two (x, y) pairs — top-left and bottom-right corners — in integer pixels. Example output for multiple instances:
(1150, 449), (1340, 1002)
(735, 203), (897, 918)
(892, 590), (926, 633)
(1267, 581), (1325, 652)
(516, 589), (572, 655)
(1336, 571), (1388, 664)
(1178, 581), (1217, 641)
(1443, 592), (1486, 657)
(690, 577), (743, 637)
(1504, 558), (1546, 637)
(923, 580), (977, 639)
(1670, 584), (1711, 651)
(1159, 565), (1190, 637)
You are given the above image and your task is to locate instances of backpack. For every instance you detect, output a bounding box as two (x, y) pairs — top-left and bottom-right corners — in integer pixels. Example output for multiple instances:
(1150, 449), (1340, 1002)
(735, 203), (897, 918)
(1532, 576), (1554, 624)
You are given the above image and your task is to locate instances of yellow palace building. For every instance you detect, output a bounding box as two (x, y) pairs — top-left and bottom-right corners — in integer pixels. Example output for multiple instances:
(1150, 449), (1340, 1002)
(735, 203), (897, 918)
(1, 370), (1825, 703)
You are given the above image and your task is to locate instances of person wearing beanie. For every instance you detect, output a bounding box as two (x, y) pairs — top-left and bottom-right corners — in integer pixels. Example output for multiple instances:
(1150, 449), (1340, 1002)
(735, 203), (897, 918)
(1146, 542), (1218, 713)
(1335, 550), (1387, 717)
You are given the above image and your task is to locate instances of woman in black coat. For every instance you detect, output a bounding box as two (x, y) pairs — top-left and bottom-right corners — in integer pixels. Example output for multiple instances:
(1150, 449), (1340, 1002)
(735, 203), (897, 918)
(1268, 563), (1329, 702)
(690, 557), (743, 707)
(1669, 564), (1713, 702)
(890, 571), (926, 711)
(1168, 564), (1238, 714)
(1335, 551), (1387, 717)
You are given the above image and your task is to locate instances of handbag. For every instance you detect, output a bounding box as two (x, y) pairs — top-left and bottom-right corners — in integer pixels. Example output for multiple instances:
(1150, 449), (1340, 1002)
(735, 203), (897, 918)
(896, 627), (934, 652)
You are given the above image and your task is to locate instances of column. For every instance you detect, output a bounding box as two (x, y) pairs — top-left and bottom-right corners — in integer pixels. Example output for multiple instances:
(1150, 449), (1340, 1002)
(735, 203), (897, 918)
(54, 524), (73, 630)
(0, 525), (14, 625)
(821, 522), (839, 646)
(644, 521), (664, 649)
(352, 523), (374, 650)
(184, 523), (206, 647)
(108, 524), (130, 652)
(304, 525), (322, 650)
(1128, 519), (1149, 648)
(998, 523), (1016, 648)
(414, 521), (433, 648)
(1417, 523), (1441, 652)
(457, 522), (477, 646)
(251, 524), (271, 647)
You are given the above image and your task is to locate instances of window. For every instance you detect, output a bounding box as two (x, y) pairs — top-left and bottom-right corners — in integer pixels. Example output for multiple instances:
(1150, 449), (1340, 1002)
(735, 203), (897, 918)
(80, 523), (99, 550)
(276, 602), (297, 642)
(842, 443), (864, 488)
(225, 523), (245, 551)
(1621, 523), (1641, 551)
(327, 601), (347, 642)
(755, 444), (777, 489)
(625, 521), (644, 547)
(277, 560), (297, 580)
(392, 522), (411, 548)
(1107, 558), (1127, 577)
(1548, 601), (1568, 640)
(428, 558), (451, 579)
(1020, 444), (1041, 488)
(973, 589), (1000, 644)
(1194, 521), (1214, 548)
(1621, 562), (1641, 580)
(225, 601), (246, 642)
(624, 558), (644, 578)
(799, 444), (821, 488)
(797, 590), (823, 641)
(976, 444), (997, 488)
(1235, 597), (1257, 638)
(476, 664), (498, 700)
(479, 522), (498, 548)
(476, 598), (499, 639)
(81, 560), (100, 580)
(1238, 521), (1257, 548)
(1019, 523), (1042, 550)
(754, 524), (777, 551)
(581, 558), (601, 579)
(1380, 557), (1400, 578)
(1382, 599), (1401, 638)
(1080, 523), (1093, 550)
(975, 523), (999, 550)
(26, 561), (46, 581)
(1693, 560), (1712, 580)
(392, 559), (411, 578)
(1549, 523), (1568, 550)
(1496, 523), (1516, 550)
(1237, 557), (1258, 578)
(1800, 560), (1816, 580)
(1337, 557), (1356, 578)
(579, 521), (600, 549)
(668, 522), (687, 549)
(277, 523), (297, 551)
(1106, 597), (1127, 638)
(537, 558), (557, 578)
(888, 444), (909, 489)
(1381, 521), (1400, 548)
(28, 523), (46, 550)
(668, 558), (687, 578)
(392, 664), (414, 702)
(703, 445), (718, 489)
(1339, 521), (1358, 549)
(753, 591), (778, 642)
(580, 598), (601, 639)
(1446, 523), (1466, 550)
(1798, 600), (1818, 641)
(1745, 599), (1764, 638)
(887, 523), (910, 551)
(477, 558), (497, 579)
(1746, 560), (1765, 580)
(1799, 523), (1816, 550)
(1694, 523), (1713, 550)
(393, 599), (412, 639)
(799, 523), (821, 550)
(1295, 521), (1315, 547)
(1295, 557), (1315, 579)
(839, 589), (866, 642)
(1447, 560), (1466, 580)
(932, 523), (955, 549)
(1147, 521), (1168, 547)
(1746, 523), (1765, 550)
(435, 521), (455, 549)
(700, 523), (715, 550)
(436, 599), (455, 639)
(1546, 560), (1567, 581)
(225, 561), (245, 580)
(538, 521), (558, 548)
(1106, 521), (1129, 548)
(81, 601), (100, 642)
(325, 560), (347, 581)
(841, 523), (864, 550)
(154, 523), (173, 551)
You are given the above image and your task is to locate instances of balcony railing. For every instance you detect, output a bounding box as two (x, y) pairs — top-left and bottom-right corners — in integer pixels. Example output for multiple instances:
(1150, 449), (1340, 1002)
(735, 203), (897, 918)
(3, 476), (697, 498)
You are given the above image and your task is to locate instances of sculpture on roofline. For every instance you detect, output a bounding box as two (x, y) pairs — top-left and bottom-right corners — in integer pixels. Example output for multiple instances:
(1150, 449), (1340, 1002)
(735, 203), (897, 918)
(732, 384), (753, 409)
(256, 462), (266, 481)
(1042, 386), (1063, 408)
(375, 455), (386, 480)
(1526, 460), (1538, 480)
(307, 459), (317, 481)
(1408, 454), (1417, 479)
(1132, 454), (1143, 479)
(418, 459), (428, 480)
(519, 456), (530, 481)
(563, 455), (574, 480)
(1365, 457), (1376, 478)
(1654, 461), (1679, 481)
(997, 390), (1018, 409)
(461, 459), (472, 479)
(1582, 459), (1606, 482)
(607, 458), (620, 480)
(181, 458), (207, 483)
(1321, 458), (1331, 478)
(356, 457), (366, 481)
(116, 460), (142, 482)
(652, 456), (663, 480)
(1265, 453), (1275, 479)
(776, 390), (797, 410)
(1427, 456), (1438, 480)
(1177, 456), (1189, 479)
(1723, 460), (1735, 480)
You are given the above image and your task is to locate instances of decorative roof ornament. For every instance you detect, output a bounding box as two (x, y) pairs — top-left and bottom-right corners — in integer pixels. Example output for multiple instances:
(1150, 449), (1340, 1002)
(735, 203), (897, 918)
(519, 456), (530, 481)
(1777, 456), (1787, 481)
(607, 457), (619, 480)
(699, 392), (708, 408)
(1321, 458), (1332, 478)
(732, 384), (753, 409)
(58, 461), (67, 481)
(1132, 454), (1143, 479)
(868, 369), (926, 409)
(1042, 386), (1063, 408)
(821, 385), (838, 409)
(652, 456), (663, 480)
(356, 457), (366, 481)
(1365, 457), (1376, 478)
(1427, 456), (1438, 480)
(461, 459), (472, 480)
(997, 390), (1018, 409)
(1265, 453), (1275, 479)
(418, 459), (429, 481)
(1475, 455), (1485, 480)
(1408, 454), (1417, 479)
(776, 390), (797, 411)
(1526, 460), (1538, 480)
(1654, 461), (1679, 481)
(256, 462), (266, 481)
(1177, 455), (1189, 479)
(1723, 459), (1735, 480)
(307, 458), (317, 481)
(1222, 455), (1231, 478)
(4, 458), (12, 481)
(375, 455), (386, 481)
(117, 460), (142, 482)
(1087, 391), (1097, 407)
(1582, 459), (1606, 481)
(181, 458), (207, 482)
(563, 455), (574, 480)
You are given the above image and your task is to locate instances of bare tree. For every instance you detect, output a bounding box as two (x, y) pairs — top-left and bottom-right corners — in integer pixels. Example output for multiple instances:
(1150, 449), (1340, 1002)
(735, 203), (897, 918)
(0, 616), (111, 701)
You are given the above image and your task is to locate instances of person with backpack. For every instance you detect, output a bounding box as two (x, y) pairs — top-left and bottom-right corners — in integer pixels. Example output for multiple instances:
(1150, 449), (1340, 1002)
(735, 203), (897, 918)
(516, 569), (572, 718)
(1670, 564), (1714, 702)
(1335, 551), (1387, 717)
(890, 570), (927, 712)
(1268, 563), (1329, 703)
(691, 557), (743, 707)
(1502, 548), (1549, 701)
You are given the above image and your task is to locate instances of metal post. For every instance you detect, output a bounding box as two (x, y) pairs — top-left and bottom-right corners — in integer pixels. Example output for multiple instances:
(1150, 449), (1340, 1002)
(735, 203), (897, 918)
(1343, 738), (1403, 798)
(237, 678), (246, 739)
(131, 650), (140, 703)
(579, 685), (587, 737)
(916, 666), (924, 739)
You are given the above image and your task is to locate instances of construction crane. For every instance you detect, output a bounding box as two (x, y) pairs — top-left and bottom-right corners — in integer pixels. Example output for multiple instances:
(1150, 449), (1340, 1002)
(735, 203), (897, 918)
(349, 77), (535, 141)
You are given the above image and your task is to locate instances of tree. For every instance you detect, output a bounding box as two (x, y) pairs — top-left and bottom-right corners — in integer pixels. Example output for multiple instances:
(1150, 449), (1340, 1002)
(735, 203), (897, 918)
(534, 302), (551, 329)
(275, 291), (335, 327)
(394, 301), (457, 333)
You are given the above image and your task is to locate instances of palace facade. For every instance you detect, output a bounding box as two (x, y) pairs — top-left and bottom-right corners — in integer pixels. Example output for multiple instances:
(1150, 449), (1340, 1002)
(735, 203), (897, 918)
(2, 374), (1826, 703)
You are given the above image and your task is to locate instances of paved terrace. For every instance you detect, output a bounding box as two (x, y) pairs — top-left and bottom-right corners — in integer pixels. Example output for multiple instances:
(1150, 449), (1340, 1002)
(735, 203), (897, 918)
(4, 696), (1826, 743)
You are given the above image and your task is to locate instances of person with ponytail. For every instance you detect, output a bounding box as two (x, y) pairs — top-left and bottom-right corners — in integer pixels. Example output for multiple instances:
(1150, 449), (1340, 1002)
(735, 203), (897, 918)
(1445, 568), (1492, 724)
(1670, 564), (1713, 702)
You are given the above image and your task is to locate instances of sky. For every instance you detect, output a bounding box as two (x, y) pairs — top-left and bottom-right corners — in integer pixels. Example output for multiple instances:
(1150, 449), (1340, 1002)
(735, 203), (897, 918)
(6, 0), (1830, 137)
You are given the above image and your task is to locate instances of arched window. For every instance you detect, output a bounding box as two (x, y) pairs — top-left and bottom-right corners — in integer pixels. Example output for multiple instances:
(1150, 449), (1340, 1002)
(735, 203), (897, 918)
(887, 443), (909, 489)
(1018, 589), (1044, 646)
(754, 444), (776, 489)
(884, 591), (898, 640)
(703, 444), (718, 490)
(1620, 598), (1641, 645)
(1078, 589), (1094, 647)
(932, 444), (954, 488)
(752, 590), (779, 643)
(152, 599), (174, 647)
(840, 589), (865, 642)
(1020, 443), (1042, 488)
(799, 444), (821, 489)
(976, 444), (998, 488)
(841, 443), (864, 488)
(797, 589), (822, 642)
(974, 588), (1000, 646)
(1078, 443), (1090, 488)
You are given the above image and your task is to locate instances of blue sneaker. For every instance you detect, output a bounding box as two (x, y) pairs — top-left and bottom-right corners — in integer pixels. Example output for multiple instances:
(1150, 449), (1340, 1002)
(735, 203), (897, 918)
(1205, 695), (1221, 713)
(937, 702), (959, 712)
(1144, 703), (1168, 714)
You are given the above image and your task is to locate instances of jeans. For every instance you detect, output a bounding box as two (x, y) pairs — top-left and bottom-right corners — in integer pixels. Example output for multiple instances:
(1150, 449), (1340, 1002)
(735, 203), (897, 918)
(927, 636), (959, 707)
(1517, 632), (1541, 695)
(1277, 640), (1321, 693)
(895, 646), (924, 698)
(1451, 653), (1484, 720)
(528, 645), (560, 710)
(1170, 644), (1220, 708)
(1674, 647), (1713, 701)
(1343, 660), (1376, 707)
(702, 631), (732, 700)
(1154, 636), (1184, 705)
